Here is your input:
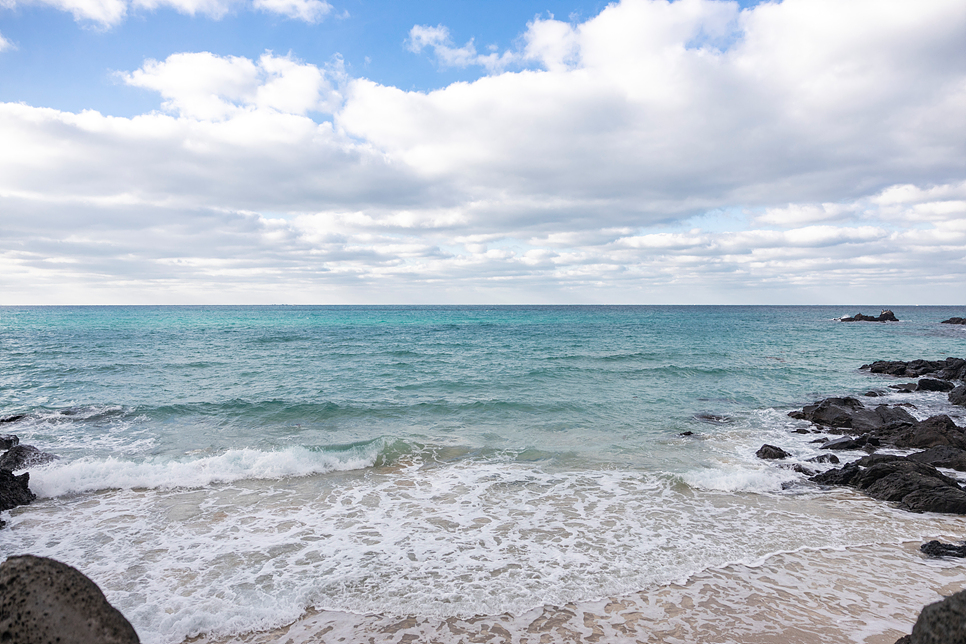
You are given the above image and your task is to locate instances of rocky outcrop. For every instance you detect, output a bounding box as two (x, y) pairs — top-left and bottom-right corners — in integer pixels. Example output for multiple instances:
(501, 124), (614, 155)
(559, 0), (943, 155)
(908, 445), (966, 471)
(756, 444), (790, 459)
(811, 455), (966, 514)
(862, 357), (966, 382)
(841, 310), (899, 322)
(0, 444), (58, 471)
(0, 470), (35, 512)
(789, 397), (917, 436)
(0, 435), (18, 450)
(894, 588), (966, 644)
(918, 378), (955, 392)
(920, 540), (966, 558)
(951, 386), (966, 407)
(942, 317), (966, 325)
(893, 415), (966, 450)
(0, 555), (140, 644)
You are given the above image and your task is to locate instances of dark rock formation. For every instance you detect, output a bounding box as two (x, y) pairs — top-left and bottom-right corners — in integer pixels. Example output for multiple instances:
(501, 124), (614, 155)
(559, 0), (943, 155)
(0, 415), (25, 424)
(919, 378), (955, 392)
(894, 415), (966, 450)
(821, 435), (872, 451)
(807, 453), (840, 464)
(942, 317), (966, 325)
(789, 397), (917, 436)
(862, 357), (966, 382)
(756, 444), (790, 459)
(0, 435), (18, 450)
(951, 386), (966, 407)
(908, 446), (966, 472)
(894, 588), (966, 644)
(810, 454), (966, 514)
(0, 470), (35, 512)
(0, 555), (140, 644)
(921, 540), (966, 558)
(891, 383), (919, 392)
(0, 444), (58, 471)
(841, 310), (899, 322)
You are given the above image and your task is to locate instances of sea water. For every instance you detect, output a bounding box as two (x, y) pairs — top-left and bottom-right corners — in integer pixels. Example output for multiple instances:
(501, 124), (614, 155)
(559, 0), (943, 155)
(1, 305), (965, 643)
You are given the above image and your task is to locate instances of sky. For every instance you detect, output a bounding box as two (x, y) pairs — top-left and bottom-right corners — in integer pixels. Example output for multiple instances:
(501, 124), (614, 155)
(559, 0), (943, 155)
(0, 0), (964, 305)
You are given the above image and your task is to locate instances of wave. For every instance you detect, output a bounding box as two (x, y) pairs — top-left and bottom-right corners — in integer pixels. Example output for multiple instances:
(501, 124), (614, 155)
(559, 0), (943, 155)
(29, 438), (408, 498)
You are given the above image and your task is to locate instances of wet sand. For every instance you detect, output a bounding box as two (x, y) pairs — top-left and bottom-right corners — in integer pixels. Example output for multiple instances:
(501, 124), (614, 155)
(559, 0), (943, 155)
(194, 539), (966, 644)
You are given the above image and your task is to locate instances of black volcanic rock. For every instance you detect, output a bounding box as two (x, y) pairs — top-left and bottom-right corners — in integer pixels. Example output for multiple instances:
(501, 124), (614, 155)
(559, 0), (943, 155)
(908, 446), (966, 472)
(0, 445), (58, 471)
(811, 454), (966, 514)
(895, 588), (966, 644)
(756, 444), (790, 460)
(789, 397), (865, 428)
(863, 357), (966, 382)
(0, 435), (18, 450)
(894, 415), (966, 450)
(0, 555), (140, 644)
(789, 397), (916, 437)
(942, 317), (966, 325)
(0, 469), (34, 512)
(821, 435), (870, 451)
(841, 310), (899, 322)
(919, 378), (955, 392)
(921, 540), (966, 558)
(807, 453), (840, 464)
(950, 386), (966, 407)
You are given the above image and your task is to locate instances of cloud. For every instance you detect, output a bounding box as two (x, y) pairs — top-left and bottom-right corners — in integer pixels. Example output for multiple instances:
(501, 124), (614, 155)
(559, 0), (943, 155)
(1, 0), (965, 302)
(0, 31), (13, 51)
(0, 0), (332, 26)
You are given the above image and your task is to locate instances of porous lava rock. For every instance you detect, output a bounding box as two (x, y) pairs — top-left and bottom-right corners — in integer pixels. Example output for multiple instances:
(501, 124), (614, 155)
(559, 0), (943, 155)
(0, 444), (58, 471)
(0, 555), (140, 644)
(920, 540), (966, 558)
(907, 446), (966, 472)
(0, 469), (34, 512)
(810, 454), (966, 514)
(893, 415), (966, 450)
(756, 444), (790, 459)
(918, 378), (955, 392)
(894, 588), (966, 644)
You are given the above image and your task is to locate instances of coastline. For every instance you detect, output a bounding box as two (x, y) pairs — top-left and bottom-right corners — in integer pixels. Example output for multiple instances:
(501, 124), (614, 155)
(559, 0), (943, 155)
(192, 539), (966, 644)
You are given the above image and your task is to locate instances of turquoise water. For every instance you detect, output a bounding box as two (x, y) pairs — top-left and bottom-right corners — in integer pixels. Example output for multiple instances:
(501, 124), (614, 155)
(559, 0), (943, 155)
(1, 305), (965, 643)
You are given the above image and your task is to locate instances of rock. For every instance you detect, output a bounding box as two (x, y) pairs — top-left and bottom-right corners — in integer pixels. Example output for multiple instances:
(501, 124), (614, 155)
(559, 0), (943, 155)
(789, 398), (917, 437)
(789, 397), (865, 428)
(792, 428), (810, 434)
(756, 444), (790, 459)
(810, 437), (829, 443)
(0, 470), (35, 511)
(0, 415), (25, 424)
(908, 446), (966, 472)
(920, 540), (966, 558)
(841, 310), (899, 322)
(821, 435), (869, 450)
(782, 463), (815, 475)
(951, 386), (966, 407)
(0, 555), (140, 644)
(891, 383), (919, 392)
(919, 378), (955, 392)
(0, 435), (18, 450)
(898, 588), (966, 644)
(864, 391), (881, 397)
(942, 317), (966, 325)
(679, 431), (694, 437)
(807, 453), (840, 464)
(894, 415), (966, 450)
(0, 445), (58, 471)
(863, 357), (966, 382)
(810, 454), (966, 514)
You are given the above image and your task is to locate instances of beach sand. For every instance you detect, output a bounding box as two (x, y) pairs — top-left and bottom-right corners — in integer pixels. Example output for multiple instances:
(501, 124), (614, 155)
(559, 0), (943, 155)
(194, 539), (966, 644)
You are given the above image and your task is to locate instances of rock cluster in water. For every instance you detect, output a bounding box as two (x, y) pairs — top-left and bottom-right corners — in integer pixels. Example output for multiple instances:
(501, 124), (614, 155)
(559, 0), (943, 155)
(839, 309), (899, 322)
(0, 555), (140, 644)
(0, 420), (57, 529)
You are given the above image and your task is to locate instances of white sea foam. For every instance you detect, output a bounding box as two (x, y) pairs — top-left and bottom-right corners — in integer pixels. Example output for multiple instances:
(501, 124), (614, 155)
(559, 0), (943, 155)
(5, 459), (965, 644)
(29, 445), (382, 498)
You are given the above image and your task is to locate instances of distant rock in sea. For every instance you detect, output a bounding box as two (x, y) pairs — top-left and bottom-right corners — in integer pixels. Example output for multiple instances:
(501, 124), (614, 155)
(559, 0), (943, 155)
(840, 310), (898, 322)
(941, 317), (966, 325)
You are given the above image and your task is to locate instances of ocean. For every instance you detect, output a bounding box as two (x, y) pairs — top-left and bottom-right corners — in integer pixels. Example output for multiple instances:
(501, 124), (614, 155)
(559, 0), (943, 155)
(2, 305), (966, 643)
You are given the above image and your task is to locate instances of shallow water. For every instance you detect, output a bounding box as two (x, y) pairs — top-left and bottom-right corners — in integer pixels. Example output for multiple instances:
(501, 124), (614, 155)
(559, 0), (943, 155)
(1, 305), (965, 643)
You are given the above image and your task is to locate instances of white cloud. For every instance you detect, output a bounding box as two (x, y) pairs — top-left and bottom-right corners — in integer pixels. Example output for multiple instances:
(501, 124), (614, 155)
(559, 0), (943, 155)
(1, 0), (331, 26)
(1, 0), (965, 303)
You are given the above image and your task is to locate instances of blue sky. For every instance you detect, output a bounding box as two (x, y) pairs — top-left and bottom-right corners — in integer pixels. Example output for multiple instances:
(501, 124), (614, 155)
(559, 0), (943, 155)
(0, 0), (964, 304)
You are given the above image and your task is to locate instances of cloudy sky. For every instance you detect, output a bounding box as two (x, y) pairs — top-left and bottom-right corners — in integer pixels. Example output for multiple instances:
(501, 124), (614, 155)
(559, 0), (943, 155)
(1, 0), (964, 304)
